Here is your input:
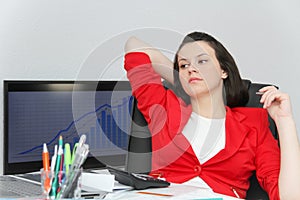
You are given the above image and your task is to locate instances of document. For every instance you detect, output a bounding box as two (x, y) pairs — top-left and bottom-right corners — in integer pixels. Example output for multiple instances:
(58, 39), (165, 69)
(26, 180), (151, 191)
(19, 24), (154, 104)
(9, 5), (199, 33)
(82, 170), (115, 192)
(82, 169), (133, 193)
(103, 184), (210, 199)
(103, 183), (239, 200)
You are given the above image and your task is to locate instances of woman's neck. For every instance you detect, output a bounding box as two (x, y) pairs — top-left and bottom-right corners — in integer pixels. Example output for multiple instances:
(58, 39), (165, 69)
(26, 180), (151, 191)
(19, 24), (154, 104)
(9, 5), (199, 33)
(190, 92), (226, 119)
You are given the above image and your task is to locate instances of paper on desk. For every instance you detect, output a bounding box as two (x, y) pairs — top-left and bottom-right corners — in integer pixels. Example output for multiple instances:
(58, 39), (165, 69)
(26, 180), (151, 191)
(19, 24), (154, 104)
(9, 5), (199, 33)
(90, 169), (133, 190)
(113, 180), (133, 190)
(103, 183), (221, 200)
(142, 183), (214, 197)
(182, 176), (212, 190)
(82, 171), (115, 192)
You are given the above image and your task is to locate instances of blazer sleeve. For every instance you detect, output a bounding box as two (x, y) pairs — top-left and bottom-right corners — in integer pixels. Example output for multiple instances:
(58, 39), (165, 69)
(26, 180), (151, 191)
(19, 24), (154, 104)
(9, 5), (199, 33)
(255, 109), (280, 199)
(124, 52), (170, 131)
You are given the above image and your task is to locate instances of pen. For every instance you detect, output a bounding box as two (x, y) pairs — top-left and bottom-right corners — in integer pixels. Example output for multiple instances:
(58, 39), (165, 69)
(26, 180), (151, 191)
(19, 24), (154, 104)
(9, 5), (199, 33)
(42, 143), (51, 193)
(59, 134), (89, 198)
(231, 187), (240, 199)
(71, 143), (78, 164)
(64, 143), (72, 175)
(70, 135), (88, 171)
(43, 143), (50, 171)
(55, 136), (63, 175)
(58, 152), (64, 185)
(59, 135), (63, 147)
(50, 140), (63, 198)
(50, 145), (57, 173)
(256, 91), (264, 95)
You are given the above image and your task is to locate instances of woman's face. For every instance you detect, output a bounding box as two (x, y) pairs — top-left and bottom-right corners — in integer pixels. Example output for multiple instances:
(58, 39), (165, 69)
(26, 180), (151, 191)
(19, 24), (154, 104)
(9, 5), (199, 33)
(177, 41), (227, 98)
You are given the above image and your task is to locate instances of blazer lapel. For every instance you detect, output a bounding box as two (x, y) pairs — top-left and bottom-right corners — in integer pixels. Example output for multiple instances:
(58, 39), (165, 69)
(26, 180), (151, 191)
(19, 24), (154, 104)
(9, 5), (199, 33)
(168, 105), (251, 164)
(203, 107), (251, 166)
(168, 101), (195, 156)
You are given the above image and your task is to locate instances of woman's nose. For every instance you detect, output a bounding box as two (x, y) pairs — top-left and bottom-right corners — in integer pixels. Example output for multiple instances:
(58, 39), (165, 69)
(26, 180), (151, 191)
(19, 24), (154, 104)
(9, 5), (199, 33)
(188, 64), (198, 73)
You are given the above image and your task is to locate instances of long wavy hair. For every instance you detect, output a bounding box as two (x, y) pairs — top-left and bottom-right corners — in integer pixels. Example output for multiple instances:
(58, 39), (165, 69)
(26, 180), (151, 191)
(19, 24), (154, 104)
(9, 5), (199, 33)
(172, 32), (249, 108)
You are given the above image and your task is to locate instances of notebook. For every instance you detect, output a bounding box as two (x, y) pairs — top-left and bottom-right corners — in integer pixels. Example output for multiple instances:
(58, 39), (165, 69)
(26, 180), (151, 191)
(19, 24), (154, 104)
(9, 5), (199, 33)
(2, 80), (134, 198)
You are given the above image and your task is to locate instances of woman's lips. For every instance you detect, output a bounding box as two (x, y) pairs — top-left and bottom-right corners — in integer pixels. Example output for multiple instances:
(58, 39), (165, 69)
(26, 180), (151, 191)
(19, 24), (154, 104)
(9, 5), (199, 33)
(189, 77), (202, 83)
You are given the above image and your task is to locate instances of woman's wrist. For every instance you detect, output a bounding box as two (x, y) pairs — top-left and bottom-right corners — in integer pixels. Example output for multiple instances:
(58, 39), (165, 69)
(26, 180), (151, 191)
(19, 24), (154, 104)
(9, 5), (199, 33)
(274, 115), (294, 126)
(275, 115), (297, 139)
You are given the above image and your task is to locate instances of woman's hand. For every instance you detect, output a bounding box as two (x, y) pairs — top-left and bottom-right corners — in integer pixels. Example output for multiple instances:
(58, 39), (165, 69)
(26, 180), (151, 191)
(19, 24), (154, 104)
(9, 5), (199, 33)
(258, 86), (293, 122)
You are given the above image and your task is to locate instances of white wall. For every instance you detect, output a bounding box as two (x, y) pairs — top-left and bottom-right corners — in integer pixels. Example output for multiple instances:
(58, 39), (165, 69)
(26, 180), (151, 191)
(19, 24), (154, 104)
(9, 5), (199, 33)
(1, 0), (299, 174)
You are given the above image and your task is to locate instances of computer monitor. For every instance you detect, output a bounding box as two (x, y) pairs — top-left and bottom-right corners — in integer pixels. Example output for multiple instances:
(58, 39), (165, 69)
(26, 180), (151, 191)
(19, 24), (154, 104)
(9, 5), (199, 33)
(3, 80), (133, 174)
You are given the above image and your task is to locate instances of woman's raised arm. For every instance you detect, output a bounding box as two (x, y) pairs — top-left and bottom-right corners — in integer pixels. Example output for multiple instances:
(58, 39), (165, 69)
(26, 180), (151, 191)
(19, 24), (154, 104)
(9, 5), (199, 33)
(125, 36), (174, 84)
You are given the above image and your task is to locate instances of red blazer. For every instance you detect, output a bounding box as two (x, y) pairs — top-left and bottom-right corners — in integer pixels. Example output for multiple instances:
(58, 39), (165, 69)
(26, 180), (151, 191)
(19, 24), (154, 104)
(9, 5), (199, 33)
(125, 52), (280, 199)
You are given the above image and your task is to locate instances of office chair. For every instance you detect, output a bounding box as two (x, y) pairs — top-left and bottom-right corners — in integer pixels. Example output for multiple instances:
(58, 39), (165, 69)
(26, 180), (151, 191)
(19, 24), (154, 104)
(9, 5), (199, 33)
(126, 79), (278, 200)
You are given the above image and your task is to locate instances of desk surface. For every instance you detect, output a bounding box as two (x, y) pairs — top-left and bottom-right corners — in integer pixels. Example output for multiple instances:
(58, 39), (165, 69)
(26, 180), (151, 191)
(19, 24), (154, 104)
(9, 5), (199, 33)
(103, 183), (240, 200)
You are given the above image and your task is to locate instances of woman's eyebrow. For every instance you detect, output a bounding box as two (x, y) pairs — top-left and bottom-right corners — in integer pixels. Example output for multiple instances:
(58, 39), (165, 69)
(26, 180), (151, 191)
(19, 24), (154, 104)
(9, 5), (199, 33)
(178, 53), (209, 62)
(178, 57), (188, 62)
(196, 53), (209, 58)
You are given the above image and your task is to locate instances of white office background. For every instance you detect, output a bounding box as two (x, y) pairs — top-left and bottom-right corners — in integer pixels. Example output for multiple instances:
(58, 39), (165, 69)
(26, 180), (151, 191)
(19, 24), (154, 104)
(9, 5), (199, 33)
(0, 0), (299, 174)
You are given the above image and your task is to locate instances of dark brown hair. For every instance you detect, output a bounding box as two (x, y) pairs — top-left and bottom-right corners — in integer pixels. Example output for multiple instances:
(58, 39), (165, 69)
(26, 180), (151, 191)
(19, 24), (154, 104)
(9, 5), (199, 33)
(173, 31), (249, 107)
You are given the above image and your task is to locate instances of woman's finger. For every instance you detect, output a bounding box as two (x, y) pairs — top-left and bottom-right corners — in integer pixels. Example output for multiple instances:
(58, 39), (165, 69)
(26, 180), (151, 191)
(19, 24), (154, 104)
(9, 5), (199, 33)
(263, 90), (278, 108)
(259, 86), (277, 104)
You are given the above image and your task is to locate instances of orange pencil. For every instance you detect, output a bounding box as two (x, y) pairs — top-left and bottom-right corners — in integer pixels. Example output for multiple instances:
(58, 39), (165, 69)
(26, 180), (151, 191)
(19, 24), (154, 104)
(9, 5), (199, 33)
(137, 191), (173, 197)
(42, 143), (51, 192)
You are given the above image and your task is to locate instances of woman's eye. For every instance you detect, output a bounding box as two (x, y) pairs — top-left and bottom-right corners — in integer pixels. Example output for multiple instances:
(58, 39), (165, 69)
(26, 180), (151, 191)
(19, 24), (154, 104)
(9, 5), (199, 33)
(198, 59), (207, 64)
(179, 64), (189, 69)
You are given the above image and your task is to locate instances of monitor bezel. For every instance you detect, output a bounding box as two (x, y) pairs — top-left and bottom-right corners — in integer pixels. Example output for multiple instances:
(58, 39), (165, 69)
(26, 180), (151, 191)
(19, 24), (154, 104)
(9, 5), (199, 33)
(3, 80), (132, 175)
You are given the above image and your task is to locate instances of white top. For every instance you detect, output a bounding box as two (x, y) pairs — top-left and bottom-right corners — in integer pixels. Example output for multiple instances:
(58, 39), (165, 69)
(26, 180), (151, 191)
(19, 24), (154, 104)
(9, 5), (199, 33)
(182, 112), (226, 164)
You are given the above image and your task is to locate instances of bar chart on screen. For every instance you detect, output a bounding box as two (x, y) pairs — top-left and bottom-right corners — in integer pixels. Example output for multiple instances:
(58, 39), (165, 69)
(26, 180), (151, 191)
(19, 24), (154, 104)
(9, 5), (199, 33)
(9, 90), (133, 163)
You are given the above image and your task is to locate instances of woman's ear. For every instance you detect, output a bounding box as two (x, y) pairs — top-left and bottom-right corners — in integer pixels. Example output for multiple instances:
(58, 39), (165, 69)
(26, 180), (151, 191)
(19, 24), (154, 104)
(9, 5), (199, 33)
(221, 70), (228, 79)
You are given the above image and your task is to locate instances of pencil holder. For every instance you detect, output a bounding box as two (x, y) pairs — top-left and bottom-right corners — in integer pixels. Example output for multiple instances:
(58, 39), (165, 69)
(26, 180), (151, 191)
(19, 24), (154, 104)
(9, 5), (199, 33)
(40, 169), (53, 198)
(40, 168), (82, 199)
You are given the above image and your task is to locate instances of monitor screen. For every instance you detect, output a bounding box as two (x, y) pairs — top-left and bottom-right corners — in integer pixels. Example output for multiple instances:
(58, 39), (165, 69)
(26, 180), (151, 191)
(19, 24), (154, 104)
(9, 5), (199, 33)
(3, 80), (133, 174)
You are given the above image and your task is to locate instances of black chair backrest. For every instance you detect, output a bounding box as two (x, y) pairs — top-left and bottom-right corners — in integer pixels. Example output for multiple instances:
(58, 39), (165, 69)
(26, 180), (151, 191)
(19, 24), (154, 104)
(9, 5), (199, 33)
(126, 79), (278, 200)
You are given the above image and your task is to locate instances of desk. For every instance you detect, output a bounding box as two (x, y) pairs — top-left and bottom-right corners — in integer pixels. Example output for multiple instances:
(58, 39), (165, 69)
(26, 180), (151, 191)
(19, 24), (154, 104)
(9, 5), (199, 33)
(0, 181), (240, 200)
(82, 170), (241, 200)
(103, 183), (240, 200)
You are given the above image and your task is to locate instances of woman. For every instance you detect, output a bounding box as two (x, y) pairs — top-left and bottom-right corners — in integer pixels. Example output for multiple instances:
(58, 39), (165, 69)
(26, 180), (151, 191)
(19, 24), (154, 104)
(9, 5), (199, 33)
(124, 32), (300, 199)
